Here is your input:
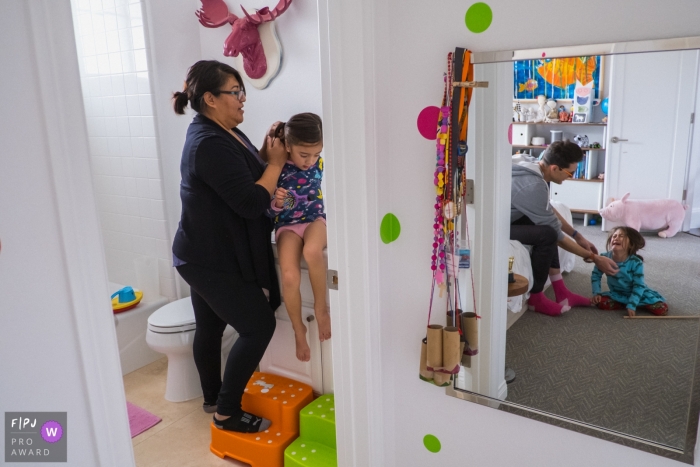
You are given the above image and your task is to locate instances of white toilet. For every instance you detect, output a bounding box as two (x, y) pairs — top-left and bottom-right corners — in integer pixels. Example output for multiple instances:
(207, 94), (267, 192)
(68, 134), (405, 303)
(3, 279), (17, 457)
(146, 297), (238, 402)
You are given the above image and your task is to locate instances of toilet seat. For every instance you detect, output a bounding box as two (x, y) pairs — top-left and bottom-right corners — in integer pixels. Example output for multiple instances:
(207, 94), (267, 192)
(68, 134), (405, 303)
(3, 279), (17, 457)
(147, 298), (197, 334)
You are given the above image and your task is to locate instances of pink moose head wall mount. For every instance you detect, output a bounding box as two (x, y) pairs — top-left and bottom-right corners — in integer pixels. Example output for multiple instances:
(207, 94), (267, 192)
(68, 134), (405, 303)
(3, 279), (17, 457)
(196, 0), (293, 89)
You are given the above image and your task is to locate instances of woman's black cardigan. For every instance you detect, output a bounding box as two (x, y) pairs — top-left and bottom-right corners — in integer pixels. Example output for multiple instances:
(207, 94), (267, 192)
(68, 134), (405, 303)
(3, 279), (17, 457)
(172, 113), (281, 311)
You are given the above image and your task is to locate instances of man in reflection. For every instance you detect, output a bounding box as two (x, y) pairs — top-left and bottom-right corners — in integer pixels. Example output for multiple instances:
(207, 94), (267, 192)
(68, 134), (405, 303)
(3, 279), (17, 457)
(511, 141), (619, 316)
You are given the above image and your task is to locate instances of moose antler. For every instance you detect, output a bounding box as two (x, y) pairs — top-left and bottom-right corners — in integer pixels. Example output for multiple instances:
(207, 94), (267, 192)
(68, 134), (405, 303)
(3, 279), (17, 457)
(241, 0), (293, 25)
(196, 0), (238, 28)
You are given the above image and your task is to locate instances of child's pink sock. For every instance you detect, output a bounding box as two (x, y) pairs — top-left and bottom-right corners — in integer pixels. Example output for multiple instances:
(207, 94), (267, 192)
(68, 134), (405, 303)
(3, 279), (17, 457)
(528, 291), (570, 316)
(550, 274), (591, 307)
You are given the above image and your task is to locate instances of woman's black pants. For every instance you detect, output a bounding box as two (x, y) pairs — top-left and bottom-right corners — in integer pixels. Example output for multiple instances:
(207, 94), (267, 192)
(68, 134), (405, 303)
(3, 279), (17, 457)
(176, 262), (276, 416)
(510, 215), (560, 294)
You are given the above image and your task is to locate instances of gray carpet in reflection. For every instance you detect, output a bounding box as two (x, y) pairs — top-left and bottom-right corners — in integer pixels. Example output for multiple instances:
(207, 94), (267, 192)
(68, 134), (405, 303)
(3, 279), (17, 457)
(505, 224), (700, 448)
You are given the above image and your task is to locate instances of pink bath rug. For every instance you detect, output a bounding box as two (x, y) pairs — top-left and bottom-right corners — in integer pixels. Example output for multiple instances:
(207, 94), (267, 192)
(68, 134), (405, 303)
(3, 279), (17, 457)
(127, 402), (161, 438)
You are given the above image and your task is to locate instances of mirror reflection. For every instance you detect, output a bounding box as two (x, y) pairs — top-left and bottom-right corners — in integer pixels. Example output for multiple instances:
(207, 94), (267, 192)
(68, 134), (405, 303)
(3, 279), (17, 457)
(457, 48), (700, 451)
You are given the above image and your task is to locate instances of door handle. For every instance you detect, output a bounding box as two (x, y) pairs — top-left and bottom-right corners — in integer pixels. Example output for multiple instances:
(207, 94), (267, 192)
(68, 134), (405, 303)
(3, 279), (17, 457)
(610, 136), (628, 143)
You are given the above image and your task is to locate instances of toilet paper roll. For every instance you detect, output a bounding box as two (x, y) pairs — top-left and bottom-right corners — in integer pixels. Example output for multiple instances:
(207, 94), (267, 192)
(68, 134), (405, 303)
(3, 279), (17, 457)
(419, 338), (434, 381)
(426, 324), (444, 369)
(433, 371), (452, 386)
(461, 312), (479, 356)
(442, 326), (461, 373)
(134, 256), (160, 302)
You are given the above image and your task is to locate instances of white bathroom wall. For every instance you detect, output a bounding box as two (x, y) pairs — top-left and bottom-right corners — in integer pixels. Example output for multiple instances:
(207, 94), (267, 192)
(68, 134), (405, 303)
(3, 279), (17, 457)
(70, 0), (176, 299)
(1, 0), (134, 465)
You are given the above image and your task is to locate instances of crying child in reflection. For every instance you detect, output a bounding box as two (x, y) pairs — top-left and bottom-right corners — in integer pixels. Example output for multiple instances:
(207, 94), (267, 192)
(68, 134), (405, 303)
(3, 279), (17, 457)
(590, 227), (668, 317)
(265, 113), (330, 362)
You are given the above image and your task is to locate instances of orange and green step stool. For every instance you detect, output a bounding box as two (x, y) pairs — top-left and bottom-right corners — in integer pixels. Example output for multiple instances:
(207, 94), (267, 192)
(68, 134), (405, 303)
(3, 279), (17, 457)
(284, 394), (337, 467)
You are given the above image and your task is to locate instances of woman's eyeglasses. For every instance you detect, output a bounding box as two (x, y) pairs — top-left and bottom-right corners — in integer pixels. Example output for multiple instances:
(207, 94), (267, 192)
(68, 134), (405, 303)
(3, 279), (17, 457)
(217, 89), (246, 101)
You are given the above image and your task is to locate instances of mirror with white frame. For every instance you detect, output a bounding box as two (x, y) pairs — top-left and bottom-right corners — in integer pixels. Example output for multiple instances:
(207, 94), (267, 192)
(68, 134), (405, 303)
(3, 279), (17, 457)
(447, 37), (700, 464)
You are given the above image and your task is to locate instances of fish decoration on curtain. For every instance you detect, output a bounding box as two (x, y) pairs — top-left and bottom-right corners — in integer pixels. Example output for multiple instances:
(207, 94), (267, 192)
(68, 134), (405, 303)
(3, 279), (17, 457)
(514, 56), (601, 100)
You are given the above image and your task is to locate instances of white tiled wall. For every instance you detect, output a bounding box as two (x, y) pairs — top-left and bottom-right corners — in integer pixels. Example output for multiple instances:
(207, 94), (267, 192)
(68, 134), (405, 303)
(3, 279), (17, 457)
(71, 0), (176, 300)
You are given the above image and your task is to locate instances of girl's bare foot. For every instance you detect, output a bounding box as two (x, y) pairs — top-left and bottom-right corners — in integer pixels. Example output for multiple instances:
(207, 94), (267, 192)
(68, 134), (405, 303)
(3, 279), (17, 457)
(294, 326), (311, 362)
(316, 307), (331, 342)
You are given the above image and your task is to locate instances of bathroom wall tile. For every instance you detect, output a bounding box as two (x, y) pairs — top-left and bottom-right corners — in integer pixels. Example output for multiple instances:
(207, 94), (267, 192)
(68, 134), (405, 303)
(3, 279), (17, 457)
(103, 0), (116, 13)
(121, 50), (136, 73)
(127, 215), (142, 236)
(107, 136), (120, 156)
(138, 95), (152, 116)
(136, 178), (150, 199)
(128, 3), (143, 26)
(107, 156), (123, 175)
(149, 179), (163, 201)
(123, 177), (137, 197)
(134, 49), (148, 72)
(126, 196), (140, 214)
(82, 38), (96, 57)
(116, 116), (130, 137)
(138, 199), (150, 218)
(131, 235), (146, 255)
(109, 52), (124, 74)
(92, 12), (105, 35)
(128, 116), (143, 136)
(140, 218), (157, 238)
(118, 137), (132, 157)
(102, 212), (119, 231)
(86, 77), (100, 97)
(102, 96), (116, 117)
(156, 240), (170, 261)
(114, 195), (129, 215)
(113, 95), (128, 116)
(114, 231), (133, 251)
(131, 27), (145, 49)
(77, 12), (93, 36)
(111, 74), (125, 94)
(125, 95), (140, 116)
(142, 137), (157, 158)
(157, 258), (173, 278)
(133, 158), (149, 178)
(130, 136), (144, 158)
(145, 159), (159, 180)
(136, 72), (149, 93)
(97, 53), (110, 74)
(123, 72), (138, 95)
(141, 116), (155, 137)
(106, 30), (120, 53)
(155, 220), (168, 240)
(143, 237), (157, 257)
(159, 275), (176, 299)
(102, 229), (118, 249)
(153, 200), (166, 221)
(99, 75), (112, 96)
(121, 157), (135, 177)
(84, 55), (99, 75)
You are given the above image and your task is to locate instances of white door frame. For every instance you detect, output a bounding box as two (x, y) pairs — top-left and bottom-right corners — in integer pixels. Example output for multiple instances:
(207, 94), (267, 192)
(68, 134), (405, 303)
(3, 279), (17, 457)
(25, 0), (135, 465)
(316, 0), (387, 465)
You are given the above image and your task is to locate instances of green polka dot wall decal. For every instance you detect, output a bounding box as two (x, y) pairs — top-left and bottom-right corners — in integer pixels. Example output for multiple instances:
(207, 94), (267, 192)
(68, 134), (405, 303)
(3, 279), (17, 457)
(380, 213), (401, 244)
(423, 434), (441, 453)
(465, 2), (493, 33)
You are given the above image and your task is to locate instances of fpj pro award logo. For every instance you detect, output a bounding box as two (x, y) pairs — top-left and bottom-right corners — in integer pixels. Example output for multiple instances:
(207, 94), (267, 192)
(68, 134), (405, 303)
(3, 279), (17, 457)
(5, 412), (67, 463)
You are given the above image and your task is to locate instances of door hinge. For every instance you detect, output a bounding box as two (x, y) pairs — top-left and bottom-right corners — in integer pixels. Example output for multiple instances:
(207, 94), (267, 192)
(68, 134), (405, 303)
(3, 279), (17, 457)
(465, 179), (475, 204)
(327, 269), (338, 290)
(692, 113), (695, 124)
(683, 189), (688, 201)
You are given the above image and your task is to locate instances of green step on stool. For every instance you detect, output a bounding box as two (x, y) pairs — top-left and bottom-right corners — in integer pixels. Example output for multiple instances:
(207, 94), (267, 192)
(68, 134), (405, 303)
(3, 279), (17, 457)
(284, 394), (337, 467)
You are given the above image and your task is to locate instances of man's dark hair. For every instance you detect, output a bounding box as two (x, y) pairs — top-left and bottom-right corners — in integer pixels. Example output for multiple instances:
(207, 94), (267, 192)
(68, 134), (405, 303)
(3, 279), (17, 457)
(541, 140), (583, 168)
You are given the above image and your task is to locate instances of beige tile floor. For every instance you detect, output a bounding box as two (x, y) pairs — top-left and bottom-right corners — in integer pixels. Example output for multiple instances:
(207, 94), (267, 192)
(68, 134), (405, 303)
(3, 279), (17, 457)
(124, 358), (248, 467)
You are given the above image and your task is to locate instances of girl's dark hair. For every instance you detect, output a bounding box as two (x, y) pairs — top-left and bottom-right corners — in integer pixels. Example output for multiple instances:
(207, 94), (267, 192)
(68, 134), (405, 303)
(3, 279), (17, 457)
(274, 113), (323, 146)
(606, 226), (645, 261)
(173, 60), (245, 115)
(541, 140), (584, 169)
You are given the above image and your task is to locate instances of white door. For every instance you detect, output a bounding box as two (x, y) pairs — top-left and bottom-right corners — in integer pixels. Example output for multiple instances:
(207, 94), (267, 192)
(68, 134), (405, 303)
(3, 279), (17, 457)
(603, 50), (698, 230)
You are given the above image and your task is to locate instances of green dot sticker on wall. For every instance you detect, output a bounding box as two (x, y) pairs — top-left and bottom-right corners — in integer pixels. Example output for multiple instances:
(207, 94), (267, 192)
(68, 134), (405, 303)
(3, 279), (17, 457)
(465, 2), (493, 33)
(423, 434), (441, 453)
(380, 213), (401, 244)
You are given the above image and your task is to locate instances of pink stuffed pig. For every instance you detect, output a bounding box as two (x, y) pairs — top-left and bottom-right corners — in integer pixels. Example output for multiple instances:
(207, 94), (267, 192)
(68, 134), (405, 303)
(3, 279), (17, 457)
(599, 193), (687, 238)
